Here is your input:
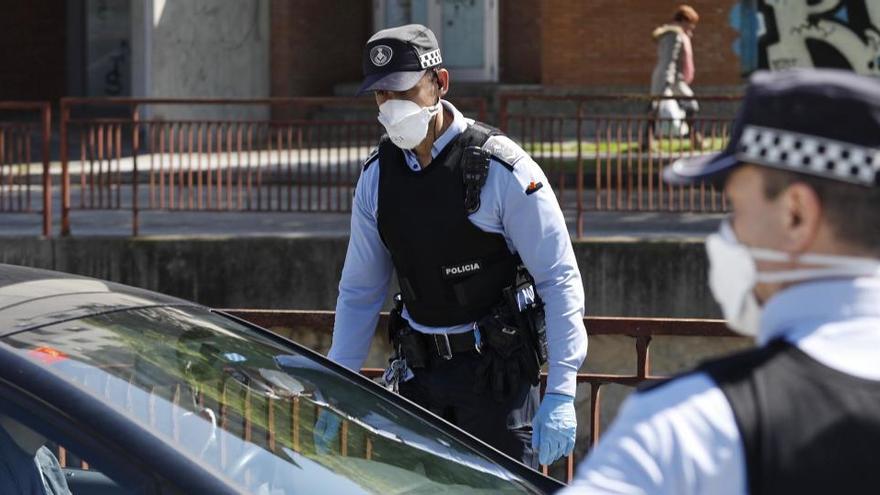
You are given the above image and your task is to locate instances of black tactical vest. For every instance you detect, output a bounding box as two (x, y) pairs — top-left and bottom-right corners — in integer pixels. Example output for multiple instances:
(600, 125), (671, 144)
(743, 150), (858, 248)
(374, 122), (520, 326)
(700, 339), (880, 495)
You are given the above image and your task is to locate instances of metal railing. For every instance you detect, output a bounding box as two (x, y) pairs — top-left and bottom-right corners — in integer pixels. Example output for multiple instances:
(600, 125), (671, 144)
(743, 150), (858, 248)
(499, 94), (742, 237)
(58, 97), (488, 236)
(11, 93), (748, 237)
(0, 102), (52, 237)
(225, 309), (741, 483)
(49, 309), (740, 485)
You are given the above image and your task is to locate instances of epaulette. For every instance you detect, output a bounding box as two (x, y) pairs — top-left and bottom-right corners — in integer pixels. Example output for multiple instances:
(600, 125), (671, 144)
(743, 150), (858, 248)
(482, 135), (523, 172)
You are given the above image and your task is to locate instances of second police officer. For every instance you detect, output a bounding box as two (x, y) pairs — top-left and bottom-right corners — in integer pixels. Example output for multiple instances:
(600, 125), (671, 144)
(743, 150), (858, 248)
(317, 24), (588, 468)
(562, 69), (880, 494)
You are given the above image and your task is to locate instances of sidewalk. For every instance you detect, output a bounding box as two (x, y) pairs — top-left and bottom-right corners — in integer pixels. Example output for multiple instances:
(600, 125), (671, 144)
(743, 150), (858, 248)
(8, 145), (716, 179)
(1, 207), (722, 239)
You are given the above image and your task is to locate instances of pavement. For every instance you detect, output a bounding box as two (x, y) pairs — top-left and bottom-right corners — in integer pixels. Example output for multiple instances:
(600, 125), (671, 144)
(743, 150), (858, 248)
(1, 150), (725, 239)
(1, 200), (723, 239)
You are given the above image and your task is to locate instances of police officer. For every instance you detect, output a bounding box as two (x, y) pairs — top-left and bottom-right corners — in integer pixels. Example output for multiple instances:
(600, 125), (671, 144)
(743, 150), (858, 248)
(561, 69), (880, 494)
(316, 24), (588, 469)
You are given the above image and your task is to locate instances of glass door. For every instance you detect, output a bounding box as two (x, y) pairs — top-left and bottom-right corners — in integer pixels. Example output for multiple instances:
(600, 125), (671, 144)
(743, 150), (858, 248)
(373, 0), (498, 82)
(379, 0), (429, 28)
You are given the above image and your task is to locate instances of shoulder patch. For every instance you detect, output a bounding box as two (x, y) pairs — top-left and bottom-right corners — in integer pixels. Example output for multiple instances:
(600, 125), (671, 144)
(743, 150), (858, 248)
(525, 180), (543, 195)
(362, 147), (380, 172)
(482, 135), (525, 172)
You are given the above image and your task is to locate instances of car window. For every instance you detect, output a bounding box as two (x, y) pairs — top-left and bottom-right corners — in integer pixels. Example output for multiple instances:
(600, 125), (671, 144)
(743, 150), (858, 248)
(3, 306), (544, 494)
(0, 405), (156, 495)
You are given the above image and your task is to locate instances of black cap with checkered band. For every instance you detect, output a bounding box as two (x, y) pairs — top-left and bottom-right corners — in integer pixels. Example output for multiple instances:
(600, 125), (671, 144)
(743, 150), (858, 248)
(664, 69), (880, 187)
(357, 24), (443, 96)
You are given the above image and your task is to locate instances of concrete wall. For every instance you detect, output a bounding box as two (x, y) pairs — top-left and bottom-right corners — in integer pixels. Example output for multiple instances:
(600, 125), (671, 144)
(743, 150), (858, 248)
(150, 0), (271, 120)
(0, 236), (719, 318)
(0, 236), (346, 311)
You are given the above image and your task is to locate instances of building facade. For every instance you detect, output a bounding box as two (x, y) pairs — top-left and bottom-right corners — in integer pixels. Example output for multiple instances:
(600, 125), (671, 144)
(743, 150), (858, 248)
(2, 0), (877, 103)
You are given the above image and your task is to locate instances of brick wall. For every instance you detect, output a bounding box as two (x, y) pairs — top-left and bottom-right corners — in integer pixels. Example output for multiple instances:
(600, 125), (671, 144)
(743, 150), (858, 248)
(270, 0), (742, 94)
(499, 0), (542, 84)
(0, 0), (66, 101)
(0, 1), (746, 102)
(539, 0), (742, 89)
(271, 0), (372, 96)
(273, 0), (550, 93)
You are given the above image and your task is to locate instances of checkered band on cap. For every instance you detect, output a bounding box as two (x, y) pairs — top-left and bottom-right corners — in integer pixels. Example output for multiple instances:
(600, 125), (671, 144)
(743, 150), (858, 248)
(737, 125), (880, 186)
(419, 49), (442, 69)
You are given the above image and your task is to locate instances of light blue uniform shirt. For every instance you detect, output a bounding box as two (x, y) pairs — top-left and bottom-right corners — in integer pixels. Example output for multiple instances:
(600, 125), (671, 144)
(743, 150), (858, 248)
(561, 275), (880, 494)
(327, 100), (588, 397)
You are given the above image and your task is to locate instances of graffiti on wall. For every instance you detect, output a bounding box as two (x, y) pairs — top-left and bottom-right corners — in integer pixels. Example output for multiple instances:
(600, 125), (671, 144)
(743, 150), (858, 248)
(731, 0), (880, 75)
(86, 0), (132, 96)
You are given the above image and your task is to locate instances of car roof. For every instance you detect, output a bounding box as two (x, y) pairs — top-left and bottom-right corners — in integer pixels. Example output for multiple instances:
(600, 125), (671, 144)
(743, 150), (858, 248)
(0, 264), (194, 336)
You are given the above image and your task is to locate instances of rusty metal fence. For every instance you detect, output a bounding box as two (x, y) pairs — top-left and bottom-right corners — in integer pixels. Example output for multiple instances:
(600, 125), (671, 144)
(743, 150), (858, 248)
(20, 94), (747, 237)
(47, 309), (740, 485)
(225, 309), (740, 483)
(499, 94), (741, 237)
(59, 97), (488, 235)
(0, 102), (52, 237)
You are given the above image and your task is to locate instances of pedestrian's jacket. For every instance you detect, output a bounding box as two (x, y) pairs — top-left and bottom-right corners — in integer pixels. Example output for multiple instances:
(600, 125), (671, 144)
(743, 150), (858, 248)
(650, 24), (694, 97)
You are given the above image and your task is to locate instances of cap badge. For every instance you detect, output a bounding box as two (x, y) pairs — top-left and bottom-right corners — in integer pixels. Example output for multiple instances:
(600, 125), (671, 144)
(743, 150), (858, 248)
(370, 45), (393, 67)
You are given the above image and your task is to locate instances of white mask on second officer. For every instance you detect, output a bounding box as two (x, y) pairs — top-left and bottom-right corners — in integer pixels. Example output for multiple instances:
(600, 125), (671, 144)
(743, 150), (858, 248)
(706, 220), (880, 336)
(377, 99), (442, 150)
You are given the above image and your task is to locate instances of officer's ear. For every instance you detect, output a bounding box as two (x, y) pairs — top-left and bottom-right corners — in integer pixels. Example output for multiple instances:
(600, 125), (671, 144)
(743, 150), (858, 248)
(434, 68), (450, 98)
(778, 181), (822, 256)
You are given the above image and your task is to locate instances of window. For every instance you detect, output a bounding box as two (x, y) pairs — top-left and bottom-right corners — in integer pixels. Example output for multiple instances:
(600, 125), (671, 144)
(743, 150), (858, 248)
(0, 398), (156, 494)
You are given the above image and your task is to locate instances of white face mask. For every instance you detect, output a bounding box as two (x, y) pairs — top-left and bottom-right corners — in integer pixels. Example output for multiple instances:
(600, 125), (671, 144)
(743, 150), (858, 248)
(706, 221), (880, 336)
(377, 99), (442, 150)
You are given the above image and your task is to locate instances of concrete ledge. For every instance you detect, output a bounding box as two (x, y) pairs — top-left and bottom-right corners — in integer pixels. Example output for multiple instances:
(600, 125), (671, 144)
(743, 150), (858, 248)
(0, 235), (719, 318)
(576, 237), (718, 318)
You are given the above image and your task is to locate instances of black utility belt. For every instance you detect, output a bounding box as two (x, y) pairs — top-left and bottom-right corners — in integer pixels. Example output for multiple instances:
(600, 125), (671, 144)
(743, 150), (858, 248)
(399, 326), (480, 362)
(387, 264), (549, 371)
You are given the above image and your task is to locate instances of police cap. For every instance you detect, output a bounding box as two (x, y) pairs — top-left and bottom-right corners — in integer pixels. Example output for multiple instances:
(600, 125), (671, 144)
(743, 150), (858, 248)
(664, 69), (880, 187)
(357, 24), (442, 95)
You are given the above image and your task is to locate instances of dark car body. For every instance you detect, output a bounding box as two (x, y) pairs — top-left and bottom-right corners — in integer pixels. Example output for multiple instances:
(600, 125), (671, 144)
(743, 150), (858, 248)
(0, 264), (563, 494)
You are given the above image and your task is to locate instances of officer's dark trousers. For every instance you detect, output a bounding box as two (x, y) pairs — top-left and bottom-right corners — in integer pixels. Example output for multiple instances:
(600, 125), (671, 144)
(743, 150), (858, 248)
(398, 350), (540, 469)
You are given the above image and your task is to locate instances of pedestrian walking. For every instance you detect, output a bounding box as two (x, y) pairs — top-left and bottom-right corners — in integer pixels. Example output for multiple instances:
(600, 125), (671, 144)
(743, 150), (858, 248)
(646, 5), (702, 150)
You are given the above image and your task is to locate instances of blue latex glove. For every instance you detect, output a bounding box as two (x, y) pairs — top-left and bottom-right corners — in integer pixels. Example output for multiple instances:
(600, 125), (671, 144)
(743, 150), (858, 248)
(532, 393), (577, 465)
(313, 409), (342, 454)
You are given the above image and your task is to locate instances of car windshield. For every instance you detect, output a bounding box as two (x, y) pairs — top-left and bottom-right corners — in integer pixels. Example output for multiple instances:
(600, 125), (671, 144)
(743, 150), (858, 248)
(2, 305), (543, 494)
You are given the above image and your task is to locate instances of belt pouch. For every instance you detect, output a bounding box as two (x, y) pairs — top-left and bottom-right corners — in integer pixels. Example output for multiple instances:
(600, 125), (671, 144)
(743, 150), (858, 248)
(398, 326), (429, 369)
